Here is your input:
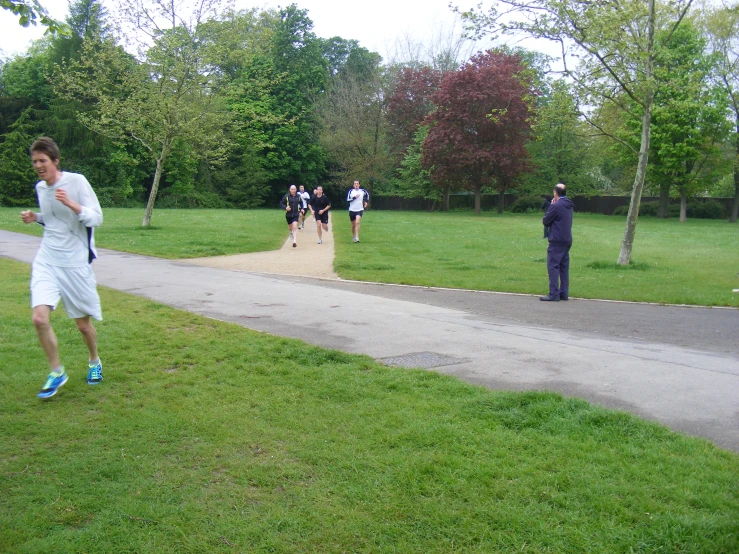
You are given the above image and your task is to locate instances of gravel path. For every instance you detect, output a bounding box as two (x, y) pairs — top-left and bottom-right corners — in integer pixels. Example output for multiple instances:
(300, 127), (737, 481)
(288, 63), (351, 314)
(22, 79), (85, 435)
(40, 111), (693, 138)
(185, 216), (338, 279)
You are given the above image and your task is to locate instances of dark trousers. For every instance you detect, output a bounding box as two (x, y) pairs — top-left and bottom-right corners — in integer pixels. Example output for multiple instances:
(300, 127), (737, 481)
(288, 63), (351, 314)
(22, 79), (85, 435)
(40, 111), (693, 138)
(547, 243), (571, 297)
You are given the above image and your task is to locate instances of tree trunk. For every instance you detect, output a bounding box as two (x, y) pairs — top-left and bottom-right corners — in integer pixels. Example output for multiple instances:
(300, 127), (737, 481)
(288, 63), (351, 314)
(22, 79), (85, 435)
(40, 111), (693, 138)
(142, 154), (165, 227)
(443, 185), (450, 211)
(731, 171), (739, 223)
(658, 183), (669, 218)
(474, 184), (481, 214)
(618, 0), (655, 266)
(732, 123), (739, 222)
(679, 187), (687, 222)
(497, 190), (505, 214)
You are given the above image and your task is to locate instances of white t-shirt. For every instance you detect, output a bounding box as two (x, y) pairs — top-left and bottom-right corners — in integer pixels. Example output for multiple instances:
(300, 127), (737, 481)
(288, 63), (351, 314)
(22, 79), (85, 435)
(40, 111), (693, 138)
(299, 191), (310, 209)
(34, 172), (103, 267)
(347, 188), (369, 212)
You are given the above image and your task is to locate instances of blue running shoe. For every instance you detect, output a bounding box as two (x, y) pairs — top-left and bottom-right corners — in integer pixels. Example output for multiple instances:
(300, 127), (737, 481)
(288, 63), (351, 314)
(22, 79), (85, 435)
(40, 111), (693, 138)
(38, 371), (68, 399)
(87, 360), (103, 385)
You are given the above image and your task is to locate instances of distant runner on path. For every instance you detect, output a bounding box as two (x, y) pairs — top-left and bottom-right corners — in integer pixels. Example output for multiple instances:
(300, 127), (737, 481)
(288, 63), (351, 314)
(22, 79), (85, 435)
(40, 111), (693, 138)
(20, 137), (105, 399)
(280, 184), (304, 248)
(309, 186), (331, 244)
(297, 185), (311, 230)
(346, 179), (369, 243)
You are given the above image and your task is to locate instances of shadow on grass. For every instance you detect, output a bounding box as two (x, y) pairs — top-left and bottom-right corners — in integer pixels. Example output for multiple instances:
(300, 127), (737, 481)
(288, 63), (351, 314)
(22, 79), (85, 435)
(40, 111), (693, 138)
(586, 261), (651, 271)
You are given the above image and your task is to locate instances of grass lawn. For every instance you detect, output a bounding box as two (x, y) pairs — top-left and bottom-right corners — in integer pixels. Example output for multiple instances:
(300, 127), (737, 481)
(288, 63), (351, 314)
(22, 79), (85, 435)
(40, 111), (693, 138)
(0, 208), (286, 259)
(334, 211), (739, 307)
(1, 257), (738, 553)
(1, 207), (737, 306)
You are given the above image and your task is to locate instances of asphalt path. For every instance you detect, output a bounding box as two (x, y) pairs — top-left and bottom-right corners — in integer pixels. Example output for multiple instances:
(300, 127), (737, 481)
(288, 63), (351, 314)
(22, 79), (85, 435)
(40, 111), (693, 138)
(2, 230), (738, 452)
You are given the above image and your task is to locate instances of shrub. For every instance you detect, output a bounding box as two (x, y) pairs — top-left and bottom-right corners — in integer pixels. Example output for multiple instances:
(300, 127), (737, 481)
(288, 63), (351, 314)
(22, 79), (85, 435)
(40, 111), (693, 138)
(509, 195), (546, 213)
(612, 202), (659, 216)
(612, 200), (725, 219)
(687, 200), (725, 219)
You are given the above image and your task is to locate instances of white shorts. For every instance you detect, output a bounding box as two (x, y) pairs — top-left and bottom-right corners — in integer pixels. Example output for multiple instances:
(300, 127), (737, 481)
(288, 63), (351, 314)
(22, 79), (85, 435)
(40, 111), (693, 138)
(31, 260), (103, 320)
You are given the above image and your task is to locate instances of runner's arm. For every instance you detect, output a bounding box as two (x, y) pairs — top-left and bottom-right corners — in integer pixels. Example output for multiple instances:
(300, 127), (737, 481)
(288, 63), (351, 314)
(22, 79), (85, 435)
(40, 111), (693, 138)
(75, 176), (103, 227)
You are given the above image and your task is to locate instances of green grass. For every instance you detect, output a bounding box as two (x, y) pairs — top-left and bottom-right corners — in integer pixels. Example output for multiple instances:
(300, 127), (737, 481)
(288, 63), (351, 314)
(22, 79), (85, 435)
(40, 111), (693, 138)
(1, 257), (738, 553)
(0, 208), (285, 259)
(2, 207), (737, 305)
(334, 211), (739, 306)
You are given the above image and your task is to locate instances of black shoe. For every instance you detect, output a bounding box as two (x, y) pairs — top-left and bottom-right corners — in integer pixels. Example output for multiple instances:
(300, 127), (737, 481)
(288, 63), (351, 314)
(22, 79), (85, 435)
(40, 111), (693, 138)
(560, 294), (569, 301)
(540, 295), (559, 301)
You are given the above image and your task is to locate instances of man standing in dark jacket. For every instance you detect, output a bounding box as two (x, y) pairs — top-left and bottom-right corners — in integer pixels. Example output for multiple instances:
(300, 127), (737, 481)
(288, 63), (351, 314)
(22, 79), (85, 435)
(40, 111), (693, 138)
(541, 184), (574, 301)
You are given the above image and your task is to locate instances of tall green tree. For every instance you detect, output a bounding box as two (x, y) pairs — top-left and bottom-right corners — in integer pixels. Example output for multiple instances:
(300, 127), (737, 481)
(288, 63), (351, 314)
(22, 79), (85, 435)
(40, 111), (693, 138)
(525, 80), (591, 195)
(461, 0), (695, 264)
(0, 107), (37, 205)
(56, 26), (231, 225)
(703, 2), (739, 222)
(317, 67), (391, 196)
(641, 22), (729, 220)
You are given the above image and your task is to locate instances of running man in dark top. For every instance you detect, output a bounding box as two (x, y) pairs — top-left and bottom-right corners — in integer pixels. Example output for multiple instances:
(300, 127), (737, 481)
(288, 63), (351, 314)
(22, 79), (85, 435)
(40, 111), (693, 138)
(346, 179), (369, 243)
(540, 183), (574, 301)
(309, 185), (331, 244)
(280, 184), (304, 248)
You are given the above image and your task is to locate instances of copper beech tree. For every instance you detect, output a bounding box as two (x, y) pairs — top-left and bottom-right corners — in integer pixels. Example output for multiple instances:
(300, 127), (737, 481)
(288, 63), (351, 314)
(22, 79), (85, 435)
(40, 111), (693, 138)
(386, 67), (443, 155)
(422, 50), (535, 214)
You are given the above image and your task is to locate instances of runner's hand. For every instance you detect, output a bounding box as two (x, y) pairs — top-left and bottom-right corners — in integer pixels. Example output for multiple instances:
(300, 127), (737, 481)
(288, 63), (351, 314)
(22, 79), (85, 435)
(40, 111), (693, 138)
(20, 210), (37, 224)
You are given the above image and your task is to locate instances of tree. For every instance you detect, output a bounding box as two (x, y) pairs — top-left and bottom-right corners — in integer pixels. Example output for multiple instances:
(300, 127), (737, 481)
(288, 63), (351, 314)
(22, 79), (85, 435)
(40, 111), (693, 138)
(641, 21), (730, 221)
(317, 64), (392, 196)
(460, 0), (695, 263)
(703, 2), (739, 222)
(524, 79), (592, 195)
(394, 125), (440, 205)
(56, 24), (231, 226)
(386, 66), (443, 156)
(1, 0), (69, 35)
(0, 107), (37, 205)
(422, 50), (535, 214)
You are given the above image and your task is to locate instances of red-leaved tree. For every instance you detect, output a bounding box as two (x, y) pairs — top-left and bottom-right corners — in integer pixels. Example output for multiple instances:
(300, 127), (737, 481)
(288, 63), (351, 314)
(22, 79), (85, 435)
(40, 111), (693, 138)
(386, 67), (443, 155)
(422, 50), (535, 213)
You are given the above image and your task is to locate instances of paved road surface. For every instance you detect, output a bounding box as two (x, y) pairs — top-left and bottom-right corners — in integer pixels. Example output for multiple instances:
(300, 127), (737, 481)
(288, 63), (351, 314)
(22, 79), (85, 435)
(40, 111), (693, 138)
(2, 230), (737, 452)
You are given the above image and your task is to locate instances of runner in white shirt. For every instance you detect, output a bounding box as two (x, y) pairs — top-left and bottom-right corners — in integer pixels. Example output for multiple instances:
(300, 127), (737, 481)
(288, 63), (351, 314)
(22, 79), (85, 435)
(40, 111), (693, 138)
(297, 185), (311, 230)
(20, 137), (104, 399)
(346, 179), (369, 243)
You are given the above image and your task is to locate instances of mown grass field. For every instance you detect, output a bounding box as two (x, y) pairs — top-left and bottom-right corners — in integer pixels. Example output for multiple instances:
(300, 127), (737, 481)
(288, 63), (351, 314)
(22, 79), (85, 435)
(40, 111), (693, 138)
(1, 207), (737, 306)
(1, 257), (737, 553)
(0, 208), (285, 258)
(333, 211), (739, 306)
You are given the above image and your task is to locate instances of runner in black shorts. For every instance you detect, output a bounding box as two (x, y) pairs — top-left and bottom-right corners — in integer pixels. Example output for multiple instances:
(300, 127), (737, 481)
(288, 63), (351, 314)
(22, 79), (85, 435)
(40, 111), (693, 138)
(346, 179), (369, 243)
(280, 184), (304, 247)
(309, 186), (331, 244)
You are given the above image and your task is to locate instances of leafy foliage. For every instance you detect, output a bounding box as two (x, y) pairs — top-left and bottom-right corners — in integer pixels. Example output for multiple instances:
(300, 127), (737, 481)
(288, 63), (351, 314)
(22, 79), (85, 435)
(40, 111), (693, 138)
(422, 50), (535, 213)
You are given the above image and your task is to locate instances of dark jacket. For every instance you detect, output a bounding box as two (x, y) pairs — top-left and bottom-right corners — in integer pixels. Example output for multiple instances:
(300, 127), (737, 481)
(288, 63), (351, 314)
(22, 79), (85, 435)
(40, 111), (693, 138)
(280, 193), (304, 214)
(543, 196), (574, 245)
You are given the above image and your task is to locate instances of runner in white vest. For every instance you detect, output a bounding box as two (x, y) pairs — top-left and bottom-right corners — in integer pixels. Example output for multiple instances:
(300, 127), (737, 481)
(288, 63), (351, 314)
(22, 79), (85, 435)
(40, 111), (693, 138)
(20, 137), (104, 399)
(346, 179), (369, 243)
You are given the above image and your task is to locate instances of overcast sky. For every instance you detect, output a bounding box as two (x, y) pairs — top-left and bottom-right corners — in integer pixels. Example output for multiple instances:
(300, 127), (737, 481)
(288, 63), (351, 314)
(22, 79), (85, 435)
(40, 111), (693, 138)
(0, 0), (545, 61)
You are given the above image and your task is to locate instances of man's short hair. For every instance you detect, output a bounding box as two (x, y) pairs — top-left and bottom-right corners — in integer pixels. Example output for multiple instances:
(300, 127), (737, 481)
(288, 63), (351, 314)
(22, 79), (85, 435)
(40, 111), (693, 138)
(30, 137), (60, 162)
(554, 184), (566, 197)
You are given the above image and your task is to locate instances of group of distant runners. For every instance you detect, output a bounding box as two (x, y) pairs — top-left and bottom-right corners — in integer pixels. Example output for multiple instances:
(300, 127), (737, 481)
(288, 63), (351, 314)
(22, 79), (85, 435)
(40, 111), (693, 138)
(18, 136), (571, 401)
(279, 179), (369, 247)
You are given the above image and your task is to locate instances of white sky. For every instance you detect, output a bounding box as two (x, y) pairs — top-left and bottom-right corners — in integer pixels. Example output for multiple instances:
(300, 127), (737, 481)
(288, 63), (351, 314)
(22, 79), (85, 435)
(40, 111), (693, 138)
(0, 0), (557, 63)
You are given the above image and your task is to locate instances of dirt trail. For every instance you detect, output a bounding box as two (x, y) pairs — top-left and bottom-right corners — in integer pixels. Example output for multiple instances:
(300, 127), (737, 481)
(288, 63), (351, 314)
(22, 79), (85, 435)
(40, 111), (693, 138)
(184, 216), (338, 279)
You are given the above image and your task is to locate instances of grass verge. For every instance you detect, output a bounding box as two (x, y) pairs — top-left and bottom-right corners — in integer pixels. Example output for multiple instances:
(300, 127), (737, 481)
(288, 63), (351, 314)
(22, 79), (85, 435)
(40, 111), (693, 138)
(333, 211), (739, 306)
(1, 257), (737, 553)
(0, 208), (285, 259)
